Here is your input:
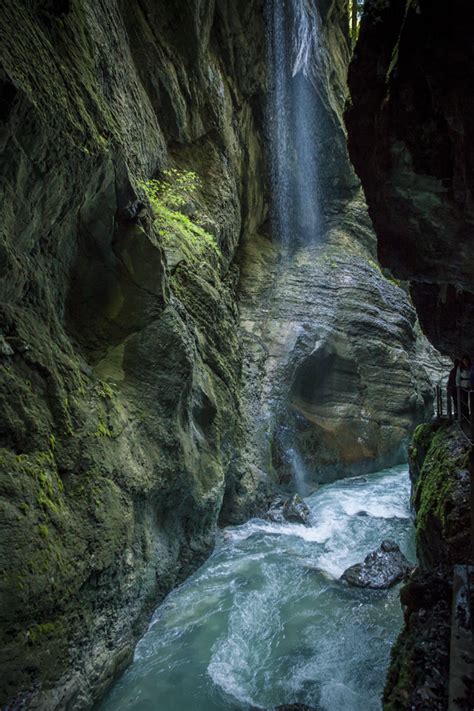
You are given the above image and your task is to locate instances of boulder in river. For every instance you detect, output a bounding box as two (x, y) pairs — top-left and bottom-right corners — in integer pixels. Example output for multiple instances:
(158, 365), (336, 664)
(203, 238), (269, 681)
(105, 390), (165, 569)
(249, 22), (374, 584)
(266, 494), (311, 526)
(340, 540), (413, 589)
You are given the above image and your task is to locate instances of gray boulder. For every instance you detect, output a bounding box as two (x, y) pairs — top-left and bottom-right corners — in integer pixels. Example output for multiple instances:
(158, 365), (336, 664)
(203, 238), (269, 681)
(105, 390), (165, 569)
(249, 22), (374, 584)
(341, 540), (413, 589)
(266, 494), (311, 526)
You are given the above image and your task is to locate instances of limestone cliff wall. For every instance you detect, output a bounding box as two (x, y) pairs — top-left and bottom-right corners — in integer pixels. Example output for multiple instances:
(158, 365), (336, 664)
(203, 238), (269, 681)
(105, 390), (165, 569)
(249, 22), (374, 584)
(345, 5), (474, 706)
(345, 0), (474, 358)
(0, 1), (267, 708)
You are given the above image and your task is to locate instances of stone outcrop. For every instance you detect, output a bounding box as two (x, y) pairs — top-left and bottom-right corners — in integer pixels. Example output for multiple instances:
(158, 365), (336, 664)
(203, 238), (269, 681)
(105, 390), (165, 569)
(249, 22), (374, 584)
(341, 540), (413, 589)
(383, 422), (470, 708)
(345, 0), (474, 358)
(384, 567), (452, 711)
(266, 494), (312, 525)
(410, 422), (470, 568)
(0, 1), (267, 708)
(239, 212), (444, 486)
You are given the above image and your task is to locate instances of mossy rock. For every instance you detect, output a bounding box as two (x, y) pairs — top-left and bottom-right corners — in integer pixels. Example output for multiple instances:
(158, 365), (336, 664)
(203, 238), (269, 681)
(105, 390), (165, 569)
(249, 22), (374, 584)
(410, 421), (470, 567)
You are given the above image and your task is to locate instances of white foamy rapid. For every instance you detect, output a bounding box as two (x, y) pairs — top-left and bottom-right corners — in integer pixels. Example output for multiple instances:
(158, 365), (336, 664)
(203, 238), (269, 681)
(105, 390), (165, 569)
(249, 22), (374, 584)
(99, 465), (415, 711)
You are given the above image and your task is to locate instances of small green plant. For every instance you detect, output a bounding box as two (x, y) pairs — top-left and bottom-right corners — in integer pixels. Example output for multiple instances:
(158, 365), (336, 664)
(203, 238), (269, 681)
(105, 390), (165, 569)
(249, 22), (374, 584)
(38, 524), (49, 539)
(94, 419), (113, 438)
(139, 170), (219, 257)
(27, 622), (57, 644)
(96, 380), (116, 400)
(147, 168), (201, 211)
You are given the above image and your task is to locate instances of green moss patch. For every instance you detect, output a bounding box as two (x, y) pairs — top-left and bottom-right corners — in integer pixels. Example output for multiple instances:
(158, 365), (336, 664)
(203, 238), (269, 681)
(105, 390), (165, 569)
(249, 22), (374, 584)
(140, 172), (220, 261)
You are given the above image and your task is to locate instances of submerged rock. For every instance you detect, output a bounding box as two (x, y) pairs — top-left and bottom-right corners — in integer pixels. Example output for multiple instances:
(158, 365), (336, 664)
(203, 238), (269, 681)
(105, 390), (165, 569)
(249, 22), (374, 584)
(266, 494), (311, 526)
(250, 705), (318, 711)
(341, 540), (413, 589)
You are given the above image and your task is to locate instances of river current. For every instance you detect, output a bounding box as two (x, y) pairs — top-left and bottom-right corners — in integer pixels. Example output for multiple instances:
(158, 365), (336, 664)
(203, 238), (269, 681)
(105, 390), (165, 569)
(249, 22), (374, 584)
(100, 465), (415, 711)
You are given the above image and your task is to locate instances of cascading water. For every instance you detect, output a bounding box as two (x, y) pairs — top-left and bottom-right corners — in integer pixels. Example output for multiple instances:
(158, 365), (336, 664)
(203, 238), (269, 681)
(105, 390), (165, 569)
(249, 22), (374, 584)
(267, 0), (323, 248)
(99, 466), (415, 710)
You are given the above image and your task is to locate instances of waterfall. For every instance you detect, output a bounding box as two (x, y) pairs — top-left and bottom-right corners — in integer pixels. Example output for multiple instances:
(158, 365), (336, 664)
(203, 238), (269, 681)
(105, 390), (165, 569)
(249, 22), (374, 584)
(266, 0), (324, 494)
(266, 0), (323, 249)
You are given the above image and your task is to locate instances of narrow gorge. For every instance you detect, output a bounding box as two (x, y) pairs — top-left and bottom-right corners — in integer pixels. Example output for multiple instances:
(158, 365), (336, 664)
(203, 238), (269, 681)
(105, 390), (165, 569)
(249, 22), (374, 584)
(0, 1), (471, 710)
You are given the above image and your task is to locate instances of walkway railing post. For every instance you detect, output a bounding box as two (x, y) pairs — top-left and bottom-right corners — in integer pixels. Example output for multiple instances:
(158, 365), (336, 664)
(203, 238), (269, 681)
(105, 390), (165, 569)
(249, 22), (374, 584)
(470, 447), (474, 566)
(469, 391), (474, 565)
(457, 387), (462, 424)
(470, 391), (474, 443)
(447, 388), (452, 421)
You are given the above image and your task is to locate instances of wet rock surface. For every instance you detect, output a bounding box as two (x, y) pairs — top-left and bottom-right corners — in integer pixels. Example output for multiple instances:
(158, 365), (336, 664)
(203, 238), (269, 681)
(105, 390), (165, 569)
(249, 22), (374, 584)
(410, 422), (470, 568)
(0, 0), (453, 708)
(266, 494), (312, 526)
(238, 0), (446, 490)
(384, 567), (452, 710)
(340, 540), (413, 589)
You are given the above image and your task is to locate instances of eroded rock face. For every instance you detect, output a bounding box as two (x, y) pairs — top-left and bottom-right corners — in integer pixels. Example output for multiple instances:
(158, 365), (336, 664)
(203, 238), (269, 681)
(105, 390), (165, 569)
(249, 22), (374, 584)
(340, 540), (413, 589)
(0, 0), (450, 707)
(345, 0), (474, 357)
(384, 567), (452, 710)
(0, 1), (267, 708)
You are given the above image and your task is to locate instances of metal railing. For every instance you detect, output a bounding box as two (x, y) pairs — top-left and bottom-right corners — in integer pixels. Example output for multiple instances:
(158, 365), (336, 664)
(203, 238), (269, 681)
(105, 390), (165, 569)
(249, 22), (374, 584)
(435, 384), (474, 441)
(434, 383), (474, 707)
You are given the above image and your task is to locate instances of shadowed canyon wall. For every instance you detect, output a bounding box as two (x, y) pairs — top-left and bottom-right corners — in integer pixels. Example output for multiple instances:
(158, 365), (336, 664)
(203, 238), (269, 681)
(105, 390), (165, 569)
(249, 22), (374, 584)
(345, 0), (474, 358)
(0, 1), (267, 707)
(0, 0), (446, 708)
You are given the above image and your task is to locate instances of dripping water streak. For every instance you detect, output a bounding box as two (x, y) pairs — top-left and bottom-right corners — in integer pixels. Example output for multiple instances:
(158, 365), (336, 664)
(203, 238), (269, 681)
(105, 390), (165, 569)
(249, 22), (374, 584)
(266, 0), (323, 251)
